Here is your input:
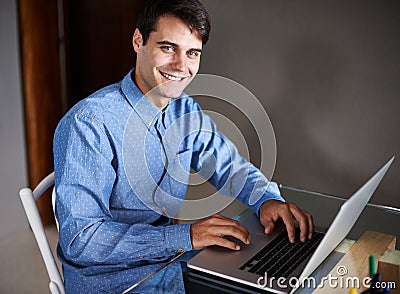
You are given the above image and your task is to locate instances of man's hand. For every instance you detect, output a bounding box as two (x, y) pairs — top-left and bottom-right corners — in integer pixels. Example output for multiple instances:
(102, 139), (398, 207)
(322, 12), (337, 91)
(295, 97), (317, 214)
(190, 214), (250, 250)
(259, 200), (314, 243)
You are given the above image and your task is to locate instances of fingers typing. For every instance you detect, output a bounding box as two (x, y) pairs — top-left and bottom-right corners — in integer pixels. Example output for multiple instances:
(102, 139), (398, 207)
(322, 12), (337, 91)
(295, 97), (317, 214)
(190, 214), (250, 250)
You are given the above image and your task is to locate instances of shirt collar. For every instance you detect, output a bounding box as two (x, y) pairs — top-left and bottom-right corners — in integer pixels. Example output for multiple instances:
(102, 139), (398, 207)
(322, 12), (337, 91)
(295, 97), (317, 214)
(121, 68), (190, 129)
(121, 69), (162, 129)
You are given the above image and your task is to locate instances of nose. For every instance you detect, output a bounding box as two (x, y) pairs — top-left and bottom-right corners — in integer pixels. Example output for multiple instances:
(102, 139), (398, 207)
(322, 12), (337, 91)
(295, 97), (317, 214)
(172, 51), (186, 72)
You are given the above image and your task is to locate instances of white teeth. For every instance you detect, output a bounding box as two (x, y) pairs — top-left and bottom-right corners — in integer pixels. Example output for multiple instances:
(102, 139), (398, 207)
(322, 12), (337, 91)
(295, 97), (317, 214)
(160, 71), (187, 81)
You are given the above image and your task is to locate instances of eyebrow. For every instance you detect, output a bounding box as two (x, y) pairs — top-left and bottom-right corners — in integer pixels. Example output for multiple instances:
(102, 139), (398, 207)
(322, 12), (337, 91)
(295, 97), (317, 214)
(157, 40), (202, 53)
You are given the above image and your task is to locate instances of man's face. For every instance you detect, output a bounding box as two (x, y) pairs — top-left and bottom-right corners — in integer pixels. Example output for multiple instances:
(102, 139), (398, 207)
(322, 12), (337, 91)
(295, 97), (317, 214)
(133, 15), (203, 105)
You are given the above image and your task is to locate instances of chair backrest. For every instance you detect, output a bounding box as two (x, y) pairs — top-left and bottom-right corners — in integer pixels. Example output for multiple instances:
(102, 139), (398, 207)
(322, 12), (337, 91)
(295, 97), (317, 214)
(19, 172), (65, 294)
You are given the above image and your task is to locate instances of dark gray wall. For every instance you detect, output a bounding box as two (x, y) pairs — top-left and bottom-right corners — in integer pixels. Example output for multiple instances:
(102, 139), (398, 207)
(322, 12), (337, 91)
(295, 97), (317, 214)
(0, 0), (29, 239)
(199, 0), (400, 207)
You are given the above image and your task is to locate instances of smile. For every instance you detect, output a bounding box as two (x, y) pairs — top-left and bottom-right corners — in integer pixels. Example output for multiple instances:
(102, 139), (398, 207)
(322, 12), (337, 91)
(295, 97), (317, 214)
(159, 71), (189, 82)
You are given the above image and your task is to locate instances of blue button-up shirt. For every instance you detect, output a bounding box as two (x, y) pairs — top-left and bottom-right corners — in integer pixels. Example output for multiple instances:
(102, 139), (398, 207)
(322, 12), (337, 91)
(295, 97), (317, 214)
(53, 69), (284, 293)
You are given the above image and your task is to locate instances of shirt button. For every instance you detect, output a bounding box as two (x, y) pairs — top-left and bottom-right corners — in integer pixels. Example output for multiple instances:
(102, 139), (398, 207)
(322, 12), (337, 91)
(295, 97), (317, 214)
(178, 248), (184, 253)
(148, 121), (152, 127)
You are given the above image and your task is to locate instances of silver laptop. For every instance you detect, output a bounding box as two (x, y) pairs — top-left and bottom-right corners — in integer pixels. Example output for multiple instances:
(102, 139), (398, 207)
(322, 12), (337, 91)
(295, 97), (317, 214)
(187, 157), (394, 293)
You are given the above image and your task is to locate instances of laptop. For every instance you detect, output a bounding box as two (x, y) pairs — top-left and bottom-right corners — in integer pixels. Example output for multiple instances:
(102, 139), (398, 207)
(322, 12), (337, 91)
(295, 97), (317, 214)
(187, 157), (394, 293)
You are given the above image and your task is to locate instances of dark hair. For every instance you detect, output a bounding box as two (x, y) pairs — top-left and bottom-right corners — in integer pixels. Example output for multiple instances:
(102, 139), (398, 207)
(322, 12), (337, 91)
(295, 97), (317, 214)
(136, 0), (211, 45)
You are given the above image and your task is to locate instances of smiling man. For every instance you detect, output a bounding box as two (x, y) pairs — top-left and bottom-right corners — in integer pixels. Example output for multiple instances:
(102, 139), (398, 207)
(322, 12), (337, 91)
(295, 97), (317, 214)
(133, 14), (202, 106)
(53, 0), (314, 293)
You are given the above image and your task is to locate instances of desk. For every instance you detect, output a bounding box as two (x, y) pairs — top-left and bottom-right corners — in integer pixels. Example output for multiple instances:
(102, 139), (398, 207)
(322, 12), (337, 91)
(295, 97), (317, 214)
(122, 187), (399, 293)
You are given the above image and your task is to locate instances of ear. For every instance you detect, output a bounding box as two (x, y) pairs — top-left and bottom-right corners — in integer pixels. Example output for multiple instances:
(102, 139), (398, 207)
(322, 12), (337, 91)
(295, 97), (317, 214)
(132, 28), (143, 53)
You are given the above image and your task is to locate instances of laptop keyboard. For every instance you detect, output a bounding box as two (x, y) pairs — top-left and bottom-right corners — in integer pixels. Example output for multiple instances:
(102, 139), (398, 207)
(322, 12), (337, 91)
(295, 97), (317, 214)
(239, 229), (324, 278)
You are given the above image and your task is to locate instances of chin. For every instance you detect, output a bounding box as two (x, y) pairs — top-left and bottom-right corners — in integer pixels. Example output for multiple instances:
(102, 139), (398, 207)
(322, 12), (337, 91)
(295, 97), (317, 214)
(159, 86), (185, 99)
(164, 92), (183, 99)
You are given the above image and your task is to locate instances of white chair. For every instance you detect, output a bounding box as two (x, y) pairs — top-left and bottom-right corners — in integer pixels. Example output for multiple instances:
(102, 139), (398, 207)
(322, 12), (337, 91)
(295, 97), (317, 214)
(19, 172), (65, 294)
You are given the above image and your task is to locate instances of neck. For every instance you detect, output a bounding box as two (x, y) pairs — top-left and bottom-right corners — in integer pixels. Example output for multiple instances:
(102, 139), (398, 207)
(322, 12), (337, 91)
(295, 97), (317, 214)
(132, 71), (170, 109)
(147, 94), (170, 109)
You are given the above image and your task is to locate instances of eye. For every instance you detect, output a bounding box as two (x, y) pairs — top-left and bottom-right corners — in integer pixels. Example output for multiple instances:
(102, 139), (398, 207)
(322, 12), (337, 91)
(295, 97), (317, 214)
(187, 50), (201, 58)
(161, 45), (174, 52)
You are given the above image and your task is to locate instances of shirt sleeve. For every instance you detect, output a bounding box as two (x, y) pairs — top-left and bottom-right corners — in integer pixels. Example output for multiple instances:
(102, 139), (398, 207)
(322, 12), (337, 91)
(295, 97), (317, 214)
(53, 113), (192, 268)
(190, 104), (285, 215)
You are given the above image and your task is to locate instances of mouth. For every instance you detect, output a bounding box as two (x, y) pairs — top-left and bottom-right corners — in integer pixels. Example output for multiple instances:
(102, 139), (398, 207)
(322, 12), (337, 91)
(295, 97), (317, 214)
(159, 70), (190, 82)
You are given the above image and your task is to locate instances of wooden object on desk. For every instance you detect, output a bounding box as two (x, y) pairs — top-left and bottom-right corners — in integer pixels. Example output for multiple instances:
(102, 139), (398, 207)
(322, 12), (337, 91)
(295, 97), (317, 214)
(313, 231), (396, 293)
(378, 248), (400, 294)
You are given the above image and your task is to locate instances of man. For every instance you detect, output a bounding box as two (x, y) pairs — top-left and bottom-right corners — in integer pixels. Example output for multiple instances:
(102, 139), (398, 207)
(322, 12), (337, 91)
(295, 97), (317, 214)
(54, 0), (314, 292)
